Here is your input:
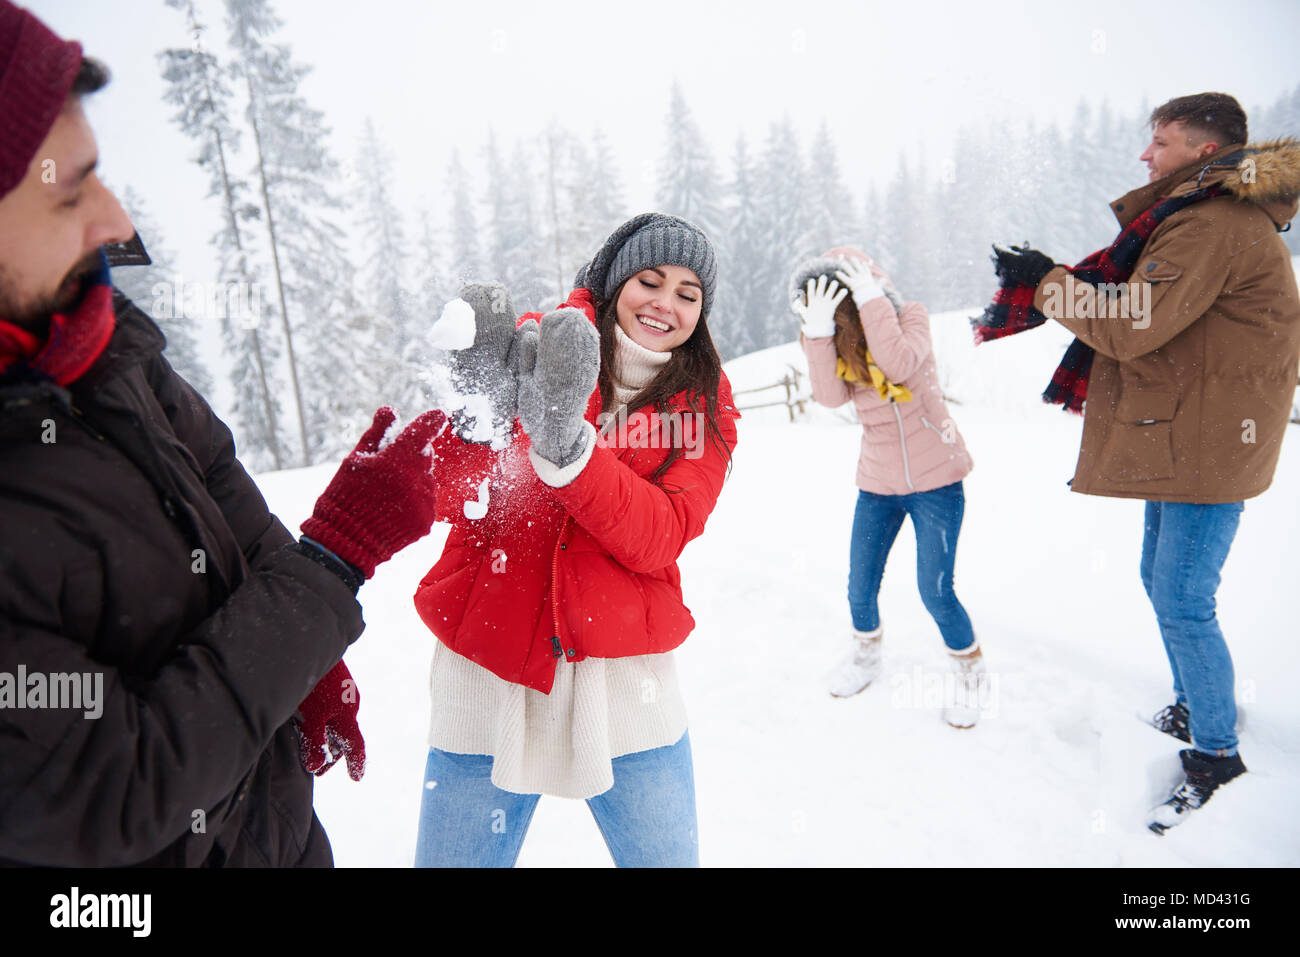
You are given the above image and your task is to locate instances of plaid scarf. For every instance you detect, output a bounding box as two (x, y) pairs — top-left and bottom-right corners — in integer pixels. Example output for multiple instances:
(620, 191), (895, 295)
(972, 185), (1221, 413)
(0, 250), (115, 386)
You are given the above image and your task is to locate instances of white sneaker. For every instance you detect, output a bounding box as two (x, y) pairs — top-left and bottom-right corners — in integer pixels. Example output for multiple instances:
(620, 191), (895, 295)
(828, 628), (883, 698)
(942, 640), (985, 729)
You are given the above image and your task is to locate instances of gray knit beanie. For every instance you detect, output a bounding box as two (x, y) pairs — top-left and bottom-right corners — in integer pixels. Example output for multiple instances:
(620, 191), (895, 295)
(574, 212), (717, 319)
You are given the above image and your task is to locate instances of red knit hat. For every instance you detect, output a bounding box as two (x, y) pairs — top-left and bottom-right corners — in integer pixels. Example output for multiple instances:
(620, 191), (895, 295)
(0, 1), (83, 200)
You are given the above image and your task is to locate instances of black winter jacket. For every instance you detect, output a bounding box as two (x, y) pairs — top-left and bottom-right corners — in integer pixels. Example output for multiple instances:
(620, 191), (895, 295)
(0, 293), (364, 866)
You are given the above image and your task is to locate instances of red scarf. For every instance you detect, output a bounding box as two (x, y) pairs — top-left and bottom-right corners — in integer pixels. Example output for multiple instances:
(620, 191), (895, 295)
(0, 251), (116, 385)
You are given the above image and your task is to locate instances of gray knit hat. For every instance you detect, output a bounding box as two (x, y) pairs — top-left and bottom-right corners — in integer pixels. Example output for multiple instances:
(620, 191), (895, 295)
(574, 212), (717, 319)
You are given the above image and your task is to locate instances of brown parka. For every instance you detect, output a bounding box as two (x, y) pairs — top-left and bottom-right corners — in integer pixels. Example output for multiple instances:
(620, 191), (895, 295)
(0, 293), (364, 866)
(1032, 139), (1300, 503)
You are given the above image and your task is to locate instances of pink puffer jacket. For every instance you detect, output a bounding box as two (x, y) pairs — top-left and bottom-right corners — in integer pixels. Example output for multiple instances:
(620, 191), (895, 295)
(801, 265), (973, 496)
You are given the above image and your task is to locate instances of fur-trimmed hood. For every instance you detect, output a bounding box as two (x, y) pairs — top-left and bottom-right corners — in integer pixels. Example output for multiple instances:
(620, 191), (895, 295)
(1190, 138), (1300, 229)
(788, 246), (905, 311)
(1219, 138), (1300, 204)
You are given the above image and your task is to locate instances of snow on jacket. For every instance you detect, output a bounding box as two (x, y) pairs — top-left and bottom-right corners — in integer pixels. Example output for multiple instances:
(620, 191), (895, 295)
(1032, 139), (1300, 503)
(414, 287), (740, 695)
(0, 293), (363, 867)
(801, 251), (973, 495)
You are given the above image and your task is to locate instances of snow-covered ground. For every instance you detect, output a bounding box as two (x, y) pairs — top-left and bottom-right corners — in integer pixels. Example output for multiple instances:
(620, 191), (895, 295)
(256, 296), (1300, 867)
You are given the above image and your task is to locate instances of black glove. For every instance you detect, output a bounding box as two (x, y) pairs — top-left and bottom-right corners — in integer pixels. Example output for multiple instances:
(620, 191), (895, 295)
(991, 243), (1057, 287)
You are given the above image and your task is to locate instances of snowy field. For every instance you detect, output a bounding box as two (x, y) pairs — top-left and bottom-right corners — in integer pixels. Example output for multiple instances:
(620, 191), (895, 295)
(256, 291), (1300, 867)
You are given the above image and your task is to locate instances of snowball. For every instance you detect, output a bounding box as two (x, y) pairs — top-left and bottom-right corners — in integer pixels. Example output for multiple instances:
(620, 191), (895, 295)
(428, 298), (477, 351)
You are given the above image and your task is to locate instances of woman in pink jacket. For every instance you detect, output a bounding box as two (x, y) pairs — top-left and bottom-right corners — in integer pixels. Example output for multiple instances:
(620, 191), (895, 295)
(790, 247), (984, 727)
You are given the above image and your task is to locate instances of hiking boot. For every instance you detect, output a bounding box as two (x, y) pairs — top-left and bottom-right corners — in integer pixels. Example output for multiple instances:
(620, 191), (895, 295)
(1148, 748), (1247, 835)
(1151, 702), (1192, 743)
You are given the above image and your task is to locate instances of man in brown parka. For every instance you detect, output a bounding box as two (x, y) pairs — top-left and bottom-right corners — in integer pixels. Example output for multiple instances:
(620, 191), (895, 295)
(1006, 92), (1300, 833)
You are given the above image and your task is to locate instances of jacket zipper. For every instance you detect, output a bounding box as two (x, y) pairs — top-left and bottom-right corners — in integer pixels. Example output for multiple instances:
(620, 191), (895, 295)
(550, 518), (567, 659)
(892, 400), (914, 491)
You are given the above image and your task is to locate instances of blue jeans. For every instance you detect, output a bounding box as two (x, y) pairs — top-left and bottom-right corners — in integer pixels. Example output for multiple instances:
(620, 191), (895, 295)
(847, 481), (975, 650)
(414, 732), (698, 867)
(1140, 500), (1244, 756)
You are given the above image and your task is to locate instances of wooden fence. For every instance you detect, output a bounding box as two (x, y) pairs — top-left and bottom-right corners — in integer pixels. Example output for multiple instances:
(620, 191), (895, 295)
(732, 364), (809, 423)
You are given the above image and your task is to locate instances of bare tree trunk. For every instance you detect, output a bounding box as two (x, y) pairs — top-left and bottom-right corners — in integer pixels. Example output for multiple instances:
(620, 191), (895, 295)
(213, 124), (282, 470)
(245, 73), (312, 468)
(187, 4), (283, 470)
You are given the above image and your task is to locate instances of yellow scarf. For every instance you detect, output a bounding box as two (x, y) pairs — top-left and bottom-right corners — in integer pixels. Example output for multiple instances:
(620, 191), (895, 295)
(836, 351), (912, 403)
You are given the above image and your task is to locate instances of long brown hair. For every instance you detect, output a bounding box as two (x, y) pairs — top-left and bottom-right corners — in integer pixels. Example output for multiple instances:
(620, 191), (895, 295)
(832, 295), (872, 382)
(595, 280), (733, 484)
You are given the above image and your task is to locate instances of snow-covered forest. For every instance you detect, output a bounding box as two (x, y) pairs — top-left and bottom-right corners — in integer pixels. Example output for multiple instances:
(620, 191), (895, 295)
(104, 0), (1300, 472)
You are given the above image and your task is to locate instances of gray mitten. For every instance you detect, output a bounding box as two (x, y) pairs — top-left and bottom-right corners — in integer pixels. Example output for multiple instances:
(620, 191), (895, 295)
(444, 282), (521, 444)
(517, 307), (600, 467)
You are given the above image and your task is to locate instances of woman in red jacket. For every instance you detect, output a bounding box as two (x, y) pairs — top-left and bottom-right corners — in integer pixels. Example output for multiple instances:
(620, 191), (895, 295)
(790, 248), (986, 728)
(412, 213), (738, 867)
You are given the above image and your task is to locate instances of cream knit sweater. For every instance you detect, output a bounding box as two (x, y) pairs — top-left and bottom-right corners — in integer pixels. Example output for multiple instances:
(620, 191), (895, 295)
(425, 323), (689, 799)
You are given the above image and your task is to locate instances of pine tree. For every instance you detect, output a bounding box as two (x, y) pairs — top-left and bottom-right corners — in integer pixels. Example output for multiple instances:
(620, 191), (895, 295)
(402, 204), (451, 412)
(159, 0), (285, 470)
(538, 119), (574, 303)
(804, 121), (857, 254)
(938, 126), (994, 310)
(749, 116), (810, 350)
(1056, 99), (1101, 263)
(1089, 99), (1135, 249)
(511, 141), (556, 310)
(878, 154), (918, 297)
(481, 131), (549, 313)
(225, 0), (367, 463)
(445, 148), (483, 286)
(862, 182), (889, 273)
(353, 117), (424, 418)
(716, 133), (767, 359)
(654, 81), (726, 240)
(574, 126), (627, 263)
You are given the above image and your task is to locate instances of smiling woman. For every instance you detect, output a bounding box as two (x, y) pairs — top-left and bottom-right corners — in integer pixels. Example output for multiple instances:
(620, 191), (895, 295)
(410, 212), (740, 868)
(615, 264), (702, 351)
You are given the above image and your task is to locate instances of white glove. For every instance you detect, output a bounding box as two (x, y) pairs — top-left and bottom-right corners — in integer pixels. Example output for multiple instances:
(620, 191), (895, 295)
(791, 275), (847, 339)
(834, 257), (887, 306)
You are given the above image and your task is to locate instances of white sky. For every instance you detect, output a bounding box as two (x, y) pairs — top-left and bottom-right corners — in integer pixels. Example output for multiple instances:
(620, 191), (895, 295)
(27, 0), (1300, 290)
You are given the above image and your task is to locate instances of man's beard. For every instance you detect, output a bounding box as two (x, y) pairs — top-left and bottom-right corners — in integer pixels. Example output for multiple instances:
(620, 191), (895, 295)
(0, 253), (103, 333)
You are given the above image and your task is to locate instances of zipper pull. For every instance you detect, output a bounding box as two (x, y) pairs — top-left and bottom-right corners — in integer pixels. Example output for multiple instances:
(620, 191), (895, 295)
(550, 635), (562, 658)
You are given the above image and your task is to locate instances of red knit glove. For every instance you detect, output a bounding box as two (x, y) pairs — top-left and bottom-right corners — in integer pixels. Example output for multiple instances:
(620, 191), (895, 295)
(296, 659), (365, 781)
(301, 407), (446, 578)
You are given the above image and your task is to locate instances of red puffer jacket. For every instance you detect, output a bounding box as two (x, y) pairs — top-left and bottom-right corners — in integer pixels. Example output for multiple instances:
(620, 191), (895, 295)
(413, 288), (740, 694)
